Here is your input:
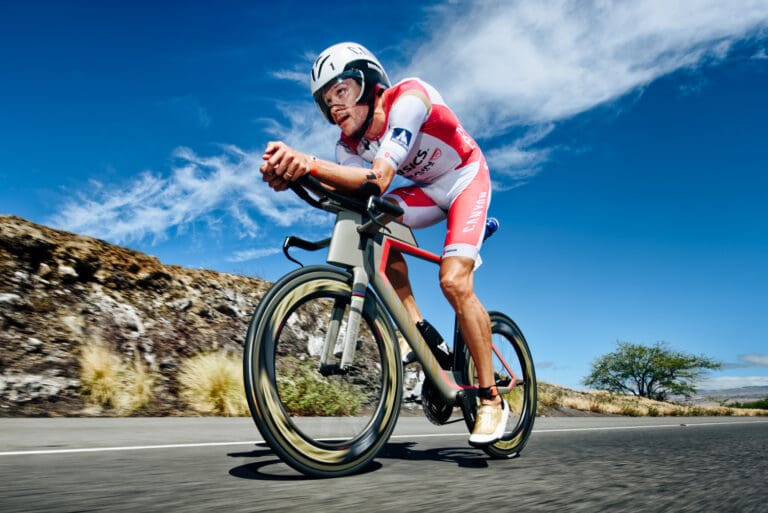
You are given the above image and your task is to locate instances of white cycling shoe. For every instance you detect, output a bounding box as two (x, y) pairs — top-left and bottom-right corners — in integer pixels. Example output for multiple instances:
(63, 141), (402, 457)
(469, 399), (509, 446)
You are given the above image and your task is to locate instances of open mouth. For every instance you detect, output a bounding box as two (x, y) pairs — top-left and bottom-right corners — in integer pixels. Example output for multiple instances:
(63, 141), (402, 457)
(335, 113), (351, 127)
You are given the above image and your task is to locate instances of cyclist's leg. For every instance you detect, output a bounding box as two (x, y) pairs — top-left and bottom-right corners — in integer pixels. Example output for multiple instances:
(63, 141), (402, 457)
(439, 256), (495, 396)
(438, 160), (507, 442)
(383, 186), (446, 324)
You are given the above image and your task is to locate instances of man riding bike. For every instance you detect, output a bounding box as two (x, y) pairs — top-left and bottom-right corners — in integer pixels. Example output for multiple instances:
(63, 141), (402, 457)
(260, 42), (508, 445)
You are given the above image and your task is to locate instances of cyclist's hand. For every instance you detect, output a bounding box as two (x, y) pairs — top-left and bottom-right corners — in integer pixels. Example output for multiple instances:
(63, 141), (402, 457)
(261, 141), (311, 191)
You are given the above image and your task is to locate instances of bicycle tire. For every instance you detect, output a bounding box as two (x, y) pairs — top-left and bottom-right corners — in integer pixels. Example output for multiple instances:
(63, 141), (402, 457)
(463, 311), (537, 458)
(243, 266), (402, 477)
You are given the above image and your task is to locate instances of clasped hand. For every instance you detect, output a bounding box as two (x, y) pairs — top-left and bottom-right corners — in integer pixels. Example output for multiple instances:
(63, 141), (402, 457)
(260, 141), (312, 191)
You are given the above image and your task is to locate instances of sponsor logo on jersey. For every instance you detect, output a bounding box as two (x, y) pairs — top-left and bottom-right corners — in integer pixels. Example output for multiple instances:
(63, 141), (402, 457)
(430, 148), (442, 161)
(391, 128), (413, 150)
(462, 191), (488, 233)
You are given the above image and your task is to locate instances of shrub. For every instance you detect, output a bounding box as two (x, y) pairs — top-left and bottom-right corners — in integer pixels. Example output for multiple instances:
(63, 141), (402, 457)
(619, 404), (641, 417)
(730, 398), (768, 410)
(178, 352), (248, 416)
(537, 383), (565, 408)
(588, 401), (606, 414)
(276, 357), (366, 416)
(79, 343), (155, 414)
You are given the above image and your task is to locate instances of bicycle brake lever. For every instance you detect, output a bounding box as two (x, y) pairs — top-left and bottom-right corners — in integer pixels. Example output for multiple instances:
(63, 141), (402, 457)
(282, 236), (305, 267)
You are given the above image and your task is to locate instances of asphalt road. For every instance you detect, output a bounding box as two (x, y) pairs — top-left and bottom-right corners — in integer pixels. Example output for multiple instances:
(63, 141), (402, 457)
(1, 416), (766, 513)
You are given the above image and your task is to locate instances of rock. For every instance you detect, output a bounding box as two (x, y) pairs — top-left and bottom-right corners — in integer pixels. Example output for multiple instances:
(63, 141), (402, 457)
(215, 303), (239, 317)
(58, 264), (79, 282)
(168, 298), (192, 311)
(0, 374), (80, 403)
(12, 271), (29, 284)
(22, 337), (44, 353)
(0, 293), (23, 306)
(38, 262), (53, 278)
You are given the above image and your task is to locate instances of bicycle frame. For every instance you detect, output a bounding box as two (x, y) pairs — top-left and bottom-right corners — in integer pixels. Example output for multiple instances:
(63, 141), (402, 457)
(294, 201), (520, 411)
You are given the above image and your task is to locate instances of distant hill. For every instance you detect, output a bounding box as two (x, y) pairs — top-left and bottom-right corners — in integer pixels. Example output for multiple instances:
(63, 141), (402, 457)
(694, 386), (768, 403)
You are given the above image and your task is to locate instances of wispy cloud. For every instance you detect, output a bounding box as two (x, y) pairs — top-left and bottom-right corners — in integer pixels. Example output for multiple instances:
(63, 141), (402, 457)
(405, 0), (768, 133)
(698, 375), (768, 390)
(51, 1), (768, 249)
(49, 145), (318, 245)
(484, 124), (555, 190)
(228, 247), (282, 263)
(269, 1), (768, 186)
(752, 47), (768, 59)
(722, 353), (768, 369)
(739, 353), (768, 367)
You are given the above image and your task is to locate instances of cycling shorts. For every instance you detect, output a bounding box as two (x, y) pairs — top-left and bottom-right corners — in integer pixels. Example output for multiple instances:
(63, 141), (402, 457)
(384, 157), (491, 261)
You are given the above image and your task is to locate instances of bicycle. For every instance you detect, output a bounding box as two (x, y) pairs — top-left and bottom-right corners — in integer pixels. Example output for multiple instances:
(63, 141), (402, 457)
(243, 176), (537, 477)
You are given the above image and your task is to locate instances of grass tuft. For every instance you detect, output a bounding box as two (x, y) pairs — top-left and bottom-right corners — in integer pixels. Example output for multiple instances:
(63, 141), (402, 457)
(178, 352), (248, 416)
(79, 342), (155, 414)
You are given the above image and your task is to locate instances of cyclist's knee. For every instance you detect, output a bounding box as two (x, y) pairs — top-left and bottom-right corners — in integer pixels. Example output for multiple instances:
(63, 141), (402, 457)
(439, 258), (474, 305)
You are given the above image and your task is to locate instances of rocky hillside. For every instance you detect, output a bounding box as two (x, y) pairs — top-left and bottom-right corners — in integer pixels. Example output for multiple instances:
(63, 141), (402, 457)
(0, 215), (270, 416)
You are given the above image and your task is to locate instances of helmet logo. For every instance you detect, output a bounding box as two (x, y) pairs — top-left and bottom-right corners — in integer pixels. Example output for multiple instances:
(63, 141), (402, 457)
(312, 54), (332, 82)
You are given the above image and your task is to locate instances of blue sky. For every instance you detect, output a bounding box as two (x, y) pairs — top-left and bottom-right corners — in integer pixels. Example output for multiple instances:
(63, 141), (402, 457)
(2, 1), (767, 392)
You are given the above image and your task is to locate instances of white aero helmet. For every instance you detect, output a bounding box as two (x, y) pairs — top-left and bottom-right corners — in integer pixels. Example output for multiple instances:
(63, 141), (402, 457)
(310, 42), (390, 124)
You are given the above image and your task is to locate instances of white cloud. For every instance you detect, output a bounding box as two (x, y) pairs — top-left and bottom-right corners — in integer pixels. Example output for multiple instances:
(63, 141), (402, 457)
(395, 0), (768, 183)
(753, 47), (768, 59)
(740, 353), (768, 367)
(228, 247), (282, 263)
(49, 145), (318, 244)
(405, 1), (768, 132)
(698, 375), (768, 390)
(259, 101), (340, 161)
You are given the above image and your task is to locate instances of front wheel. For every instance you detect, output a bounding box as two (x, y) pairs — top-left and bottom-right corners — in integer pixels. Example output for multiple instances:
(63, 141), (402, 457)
(243, 266), (402, 477)
(464, 311), (537, 458)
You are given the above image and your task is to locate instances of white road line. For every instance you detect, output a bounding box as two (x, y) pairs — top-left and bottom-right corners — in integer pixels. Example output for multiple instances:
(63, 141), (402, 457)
(0, 441), (262, 457)
(531, 419), (768, 433)
(1, 419), (765, 457)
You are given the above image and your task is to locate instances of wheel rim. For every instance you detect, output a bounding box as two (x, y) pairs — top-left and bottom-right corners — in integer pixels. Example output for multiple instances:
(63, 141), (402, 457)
(247, 273), (401, 474)
(465, 314), (537, 454)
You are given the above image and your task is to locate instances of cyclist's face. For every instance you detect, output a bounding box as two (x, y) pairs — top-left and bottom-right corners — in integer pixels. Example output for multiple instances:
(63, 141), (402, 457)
(322, 78), (369, 136)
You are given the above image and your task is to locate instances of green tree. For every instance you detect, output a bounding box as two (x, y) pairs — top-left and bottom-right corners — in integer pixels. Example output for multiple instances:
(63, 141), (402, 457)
(583, 341), (721, 401)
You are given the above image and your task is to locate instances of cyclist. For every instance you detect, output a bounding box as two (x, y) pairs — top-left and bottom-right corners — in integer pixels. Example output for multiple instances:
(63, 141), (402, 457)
(260, 42), (508, 445)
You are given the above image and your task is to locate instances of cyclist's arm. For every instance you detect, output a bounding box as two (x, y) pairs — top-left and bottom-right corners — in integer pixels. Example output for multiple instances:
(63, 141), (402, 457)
(312, 147), (394, 196)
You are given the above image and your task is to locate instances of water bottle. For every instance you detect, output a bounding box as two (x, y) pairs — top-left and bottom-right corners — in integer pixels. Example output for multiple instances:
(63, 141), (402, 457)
(484, 217), (499, 241)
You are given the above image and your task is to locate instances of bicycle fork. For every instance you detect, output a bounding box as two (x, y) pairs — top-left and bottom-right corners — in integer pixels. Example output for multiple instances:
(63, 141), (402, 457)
(318, 266), (369, 375)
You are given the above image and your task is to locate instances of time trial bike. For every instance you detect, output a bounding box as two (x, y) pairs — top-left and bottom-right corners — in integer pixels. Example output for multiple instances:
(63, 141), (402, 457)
(243, 176), (536, 477)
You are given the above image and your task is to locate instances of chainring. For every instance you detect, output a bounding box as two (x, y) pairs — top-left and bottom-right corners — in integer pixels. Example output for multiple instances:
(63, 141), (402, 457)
(420, 377), (454, 425)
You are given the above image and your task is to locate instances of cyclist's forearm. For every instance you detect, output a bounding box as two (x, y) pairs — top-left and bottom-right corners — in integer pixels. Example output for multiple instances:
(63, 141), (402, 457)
(312, 157), (395, 195)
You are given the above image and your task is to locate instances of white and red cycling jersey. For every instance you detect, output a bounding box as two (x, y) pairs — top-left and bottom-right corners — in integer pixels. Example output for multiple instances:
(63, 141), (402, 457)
(335, 78), (491, 260)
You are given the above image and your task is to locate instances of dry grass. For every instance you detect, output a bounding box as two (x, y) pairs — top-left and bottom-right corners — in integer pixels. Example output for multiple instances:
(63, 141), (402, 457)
(79, 343), (155, 414)
(538, 382), (768, 417)
(276, 357), (366, 416)
(178, 352), (248, 416)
